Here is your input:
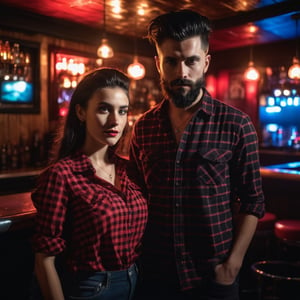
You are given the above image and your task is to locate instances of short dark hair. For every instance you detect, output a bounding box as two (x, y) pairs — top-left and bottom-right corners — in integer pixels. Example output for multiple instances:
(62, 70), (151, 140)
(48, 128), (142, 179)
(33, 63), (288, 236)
(147, 10), (212, 51)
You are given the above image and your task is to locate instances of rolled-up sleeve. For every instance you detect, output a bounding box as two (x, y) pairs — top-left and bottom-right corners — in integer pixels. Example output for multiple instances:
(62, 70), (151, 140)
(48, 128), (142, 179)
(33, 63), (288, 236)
(31, 166), (69, 255)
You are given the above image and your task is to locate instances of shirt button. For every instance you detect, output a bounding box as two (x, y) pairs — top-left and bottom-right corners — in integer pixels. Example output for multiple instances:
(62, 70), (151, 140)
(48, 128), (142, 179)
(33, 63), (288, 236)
(175, 203), (180, 207)
(175, 181), (180, 186)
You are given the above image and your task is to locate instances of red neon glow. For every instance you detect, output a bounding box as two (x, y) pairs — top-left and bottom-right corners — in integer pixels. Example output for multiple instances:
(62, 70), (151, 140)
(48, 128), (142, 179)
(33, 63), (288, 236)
(59, 107), (69, 117)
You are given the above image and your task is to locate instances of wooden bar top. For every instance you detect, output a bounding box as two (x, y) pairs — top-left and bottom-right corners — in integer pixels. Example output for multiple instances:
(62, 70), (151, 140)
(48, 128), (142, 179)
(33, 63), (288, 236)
(0, 192), (36, 233)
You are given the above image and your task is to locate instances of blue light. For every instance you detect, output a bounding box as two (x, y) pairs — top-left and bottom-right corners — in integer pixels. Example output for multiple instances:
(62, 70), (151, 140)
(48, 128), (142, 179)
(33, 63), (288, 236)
(274, 89), (281, 97)
(287, 97), (293, 106)
(266, 106), (281, 113)
(266, 123), (278, 132)
(280, 99), (286, 107)
(267, 96), (275, 106)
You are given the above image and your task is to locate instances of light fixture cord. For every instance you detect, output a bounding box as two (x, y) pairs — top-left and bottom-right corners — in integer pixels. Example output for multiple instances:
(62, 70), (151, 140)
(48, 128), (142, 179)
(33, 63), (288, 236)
(103, 0), (106, 36)
(249, 36), (254, 63)
(296, 17), (299, 59)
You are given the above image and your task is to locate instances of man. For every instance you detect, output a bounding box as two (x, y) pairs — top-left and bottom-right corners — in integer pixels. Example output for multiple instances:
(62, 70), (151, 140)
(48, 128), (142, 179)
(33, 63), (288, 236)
(129, 10), (265, 300)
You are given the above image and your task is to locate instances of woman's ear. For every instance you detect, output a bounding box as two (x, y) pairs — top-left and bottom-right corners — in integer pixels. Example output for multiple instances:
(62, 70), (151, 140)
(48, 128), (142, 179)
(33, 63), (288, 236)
(75, 104), (86, 122)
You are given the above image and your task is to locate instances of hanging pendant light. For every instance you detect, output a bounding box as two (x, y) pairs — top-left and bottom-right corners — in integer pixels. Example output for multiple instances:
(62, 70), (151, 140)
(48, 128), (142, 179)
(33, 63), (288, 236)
(244, 44), (260, 81)
(288, 14), (300, 80)
(97, 38), (114, 59)
(288, 57), (300, 79)
(127, 56), (146, 80)
(244, 61), (260, 81)
(127, 16), (145, 80)
(97, 0), (114, 59)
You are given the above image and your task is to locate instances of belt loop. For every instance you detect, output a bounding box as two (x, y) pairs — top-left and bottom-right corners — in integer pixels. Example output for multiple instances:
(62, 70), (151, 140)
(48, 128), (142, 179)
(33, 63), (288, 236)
(105, 270), (111, 288)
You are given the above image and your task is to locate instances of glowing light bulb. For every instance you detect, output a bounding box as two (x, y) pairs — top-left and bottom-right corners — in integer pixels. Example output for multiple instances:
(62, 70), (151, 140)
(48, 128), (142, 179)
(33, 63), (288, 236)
(97, 38), (114, 59)
(288, 57), (300, 79)
(244, 61), (260, 81)
(127, 57), (146, 80)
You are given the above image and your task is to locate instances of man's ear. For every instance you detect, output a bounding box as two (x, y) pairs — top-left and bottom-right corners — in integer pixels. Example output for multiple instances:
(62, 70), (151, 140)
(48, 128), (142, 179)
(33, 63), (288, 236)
(75, 104), (86, 122)
(154, 56), (161, 74)
(204, 54), (211, 74)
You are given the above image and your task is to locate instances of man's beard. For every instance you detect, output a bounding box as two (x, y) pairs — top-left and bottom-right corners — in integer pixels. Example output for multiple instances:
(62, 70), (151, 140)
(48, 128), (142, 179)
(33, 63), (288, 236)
(161, 76), (205, 108)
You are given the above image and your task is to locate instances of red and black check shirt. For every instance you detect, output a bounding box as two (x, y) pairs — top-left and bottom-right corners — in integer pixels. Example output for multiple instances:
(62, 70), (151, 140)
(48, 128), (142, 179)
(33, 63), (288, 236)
(31, 152), (148, 272)
(129, 90), (265, 290)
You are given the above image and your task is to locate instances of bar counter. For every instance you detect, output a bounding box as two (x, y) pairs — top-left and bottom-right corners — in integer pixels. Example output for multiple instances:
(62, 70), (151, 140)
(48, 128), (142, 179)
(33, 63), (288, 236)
(0, 192), (35, 233)
(0, 168), (40, 233)
(260, 161), (300, 219)
(0, 161), (300, 233)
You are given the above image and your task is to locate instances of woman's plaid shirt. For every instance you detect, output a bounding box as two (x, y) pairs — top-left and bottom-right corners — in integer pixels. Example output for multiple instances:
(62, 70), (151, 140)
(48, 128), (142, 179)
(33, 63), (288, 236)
(31, 152), (148, 272)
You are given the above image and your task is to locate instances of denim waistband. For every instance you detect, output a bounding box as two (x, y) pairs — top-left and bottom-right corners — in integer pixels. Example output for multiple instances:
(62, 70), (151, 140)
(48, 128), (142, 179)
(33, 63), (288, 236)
(71, 264), (137, 282)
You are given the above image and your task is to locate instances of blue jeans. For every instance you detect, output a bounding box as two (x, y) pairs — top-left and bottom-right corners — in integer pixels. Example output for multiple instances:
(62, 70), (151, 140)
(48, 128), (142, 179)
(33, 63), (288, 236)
(66, 264), (138, 300)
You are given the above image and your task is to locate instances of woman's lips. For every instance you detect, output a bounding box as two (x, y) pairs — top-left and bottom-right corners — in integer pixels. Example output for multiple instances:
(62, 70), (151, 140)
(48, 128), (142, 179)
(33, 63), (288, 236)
(105, 130), (119, 137)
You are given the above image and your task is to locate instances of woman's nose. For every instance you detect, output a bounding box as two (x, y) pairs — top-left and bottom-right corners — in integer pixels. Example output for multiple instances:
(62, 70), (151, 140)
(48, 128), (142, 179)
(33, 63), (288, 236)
(108, 112), (119, 125)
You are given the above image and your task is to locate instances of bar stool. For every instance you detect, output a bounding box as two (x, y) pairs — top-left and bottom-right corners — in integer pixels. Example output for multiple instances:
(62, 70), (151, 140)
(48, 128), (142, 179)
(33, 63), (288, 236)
(256, 212), (277, 254)
(251, 219), (300, 299)
(275, 219), (300, 250)
(240, 212), (277, 297)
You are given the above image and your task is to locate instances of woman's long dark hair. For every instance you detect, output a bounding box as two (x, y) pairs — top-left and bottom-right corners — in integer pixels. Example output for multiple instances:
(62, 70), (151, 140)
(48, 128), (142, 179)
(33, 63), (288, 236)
(50, 67), (130, 163)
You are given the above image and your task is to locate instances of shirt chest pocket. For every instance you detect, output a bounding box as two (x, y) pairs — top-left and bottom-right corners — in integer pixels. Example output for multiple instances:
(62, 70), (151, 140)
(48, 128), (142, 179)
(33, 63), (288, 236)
(195, 148), (232, 185)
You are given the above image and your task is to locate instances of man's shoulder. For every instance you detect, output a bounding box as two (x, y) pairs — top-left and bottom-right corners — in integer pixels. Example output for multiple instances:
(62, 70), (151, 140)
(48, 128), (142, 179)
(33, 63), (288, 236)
(135, 101), (163, 125)
(209, 96), (249, 119)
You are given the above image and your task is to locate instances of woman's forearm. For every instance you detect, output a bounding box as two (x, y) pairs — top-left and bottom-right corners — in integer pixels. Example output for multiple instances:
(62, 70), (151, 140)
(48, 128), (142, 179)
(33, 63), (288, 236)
(34, 253), (65, 300)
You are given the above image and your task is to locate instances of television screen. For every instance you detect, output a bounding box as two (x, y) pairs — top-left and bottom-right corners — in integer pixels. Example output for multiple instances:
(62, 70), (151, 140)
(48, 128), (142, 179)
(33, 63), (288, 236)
(1, 81), (33, 103)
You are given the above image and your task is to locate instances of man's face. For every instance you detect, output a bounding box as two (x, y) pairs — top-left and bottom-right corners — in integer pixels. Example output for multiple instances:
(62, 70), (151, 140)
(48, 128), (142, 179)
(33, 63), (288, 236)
(155, 36), (211, 108)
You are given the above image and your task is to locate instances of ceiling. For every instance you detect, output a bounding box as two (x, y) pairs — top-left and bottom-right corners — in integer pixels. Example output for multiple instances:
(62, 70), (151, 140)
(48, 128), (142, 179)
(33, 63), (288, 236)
(0, 0), (299, 51)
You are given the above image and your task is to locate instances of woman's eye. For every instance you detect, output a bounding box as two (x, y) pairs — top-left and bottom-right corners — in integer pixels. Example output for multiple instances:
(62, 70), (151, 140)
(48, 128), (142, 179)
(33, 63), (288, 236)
(98, 106), (109, 113)
(119, 109), (128, 115)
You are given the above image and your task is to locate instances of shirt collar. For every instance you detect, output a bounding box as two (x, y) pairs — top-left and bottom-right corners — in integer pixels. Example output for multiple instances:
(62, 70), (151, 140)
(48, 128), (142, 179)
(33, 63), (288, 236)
(68, 151), (95, 174)
(153, 88), (215, 118)
(68, 149), (124, 174)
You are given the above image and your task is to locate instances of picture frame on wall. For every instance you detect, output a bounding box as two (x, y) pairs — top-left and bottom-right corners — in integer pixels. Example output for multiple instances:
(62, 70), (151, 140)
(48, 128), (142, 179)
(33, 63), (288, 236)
(0, 38), (40, 114)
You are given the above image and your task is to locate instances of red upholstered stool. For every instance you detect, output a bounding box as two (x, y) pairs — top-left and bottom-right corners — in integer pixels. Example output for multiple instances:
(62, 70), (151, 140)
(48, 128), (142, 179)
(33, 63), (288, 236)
(257, 212), (277, 232)
(275, 219), (300, 244)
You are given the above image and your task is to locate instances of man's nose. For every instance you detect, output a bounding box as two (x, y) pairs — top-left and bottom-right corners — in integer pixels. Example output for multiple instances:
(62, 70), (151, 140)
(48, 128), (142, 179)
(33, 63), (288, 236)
(177, 61), (188, 78)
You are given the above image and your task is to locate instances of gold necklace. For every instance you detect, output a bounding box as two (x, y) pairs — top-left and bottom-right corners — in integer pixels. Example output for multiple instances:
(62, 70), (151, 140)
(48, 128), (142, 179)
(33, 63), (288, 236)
(99, 164), (114, 180)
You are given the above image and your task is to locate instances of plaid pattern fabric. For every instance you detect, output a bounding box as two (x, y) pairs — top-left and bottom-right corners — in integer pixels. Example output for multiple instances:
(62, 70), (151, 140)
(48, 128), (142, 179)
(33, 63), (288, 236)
(31, 152), (148, 272)
(129, 90), (265, 290)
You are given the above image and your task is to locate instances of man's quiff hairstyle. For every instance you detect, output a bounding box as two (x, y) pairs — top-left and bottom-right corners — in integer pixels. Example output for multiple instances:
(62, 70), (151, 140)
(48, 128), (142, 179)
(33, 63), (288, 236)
(147, 10), (212, 52)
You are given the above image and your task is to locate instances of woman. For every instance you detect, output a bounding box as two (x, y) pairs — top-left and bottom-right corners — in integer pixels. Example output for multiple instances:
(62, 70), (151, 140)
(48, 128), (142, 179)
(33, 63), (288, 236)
(31, 68), (148, 300)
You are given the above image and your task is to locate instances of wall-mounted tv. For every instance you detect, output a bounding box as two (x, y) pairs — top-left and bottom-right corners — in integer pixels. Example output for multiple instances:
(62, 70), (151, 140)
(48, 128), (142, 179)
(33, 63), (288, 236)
(0, 38), (40, 113)
(1, 80), (33, 103)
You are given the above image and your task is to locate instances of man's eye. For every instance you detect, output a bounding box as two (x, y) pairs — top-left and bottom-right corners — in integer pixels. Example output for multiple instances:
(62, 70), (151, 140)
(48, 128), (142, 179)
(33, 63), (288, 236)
(165, 58), (177, 66)
(185, 57), (199, 66)
(185, 58), (196, 66)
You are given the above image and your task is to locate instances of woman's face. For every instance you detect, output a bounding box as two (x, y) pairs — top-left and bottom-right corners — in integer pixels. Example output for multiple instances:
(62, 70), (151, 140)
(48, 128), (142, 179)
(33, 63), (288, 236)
(76, 87), (129, 149)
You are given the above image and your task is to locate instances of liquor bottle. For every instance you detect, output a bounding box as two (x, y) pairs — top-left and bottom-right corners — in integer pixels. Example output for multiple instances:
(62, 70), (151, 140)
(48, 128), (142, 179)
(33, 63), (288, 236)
(31, 130), (42, 167)
(11, 144), (19, 169)
(0, 144), (8, 170)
